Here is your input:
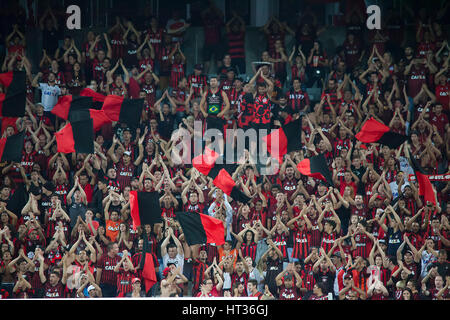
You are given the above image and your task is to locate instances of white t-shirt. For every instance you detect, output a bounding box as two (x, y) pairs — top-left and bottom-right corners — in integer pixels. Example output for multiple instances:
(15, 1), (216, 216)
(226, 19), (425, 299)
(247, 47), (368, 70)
(162, 253), (184, 271)
(420, 250), (438, 278)
(389, 180), (410, 200)
(222, 272), (231, 290)
(398, 156), (414, 177)
(39, 83), (61, 112)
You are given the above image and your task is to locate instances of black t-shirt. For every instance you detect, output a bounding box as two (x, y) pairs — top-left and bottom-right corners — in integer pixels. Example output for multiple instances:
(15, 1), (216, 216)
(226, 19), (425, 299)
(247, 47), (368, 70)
(351, 165), (365, 195)
(335, 205), (351, 236)
(265, 257), (283, 296)
(313, 268), (335, 294)
(42, 27), (62, 55)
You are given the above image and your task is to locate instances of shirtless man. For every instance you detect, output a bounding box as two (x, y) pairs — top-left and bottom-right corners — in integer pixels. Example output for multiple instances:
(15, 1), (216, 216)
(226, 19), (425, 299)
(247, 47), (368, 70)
(159, 264), (188, 297)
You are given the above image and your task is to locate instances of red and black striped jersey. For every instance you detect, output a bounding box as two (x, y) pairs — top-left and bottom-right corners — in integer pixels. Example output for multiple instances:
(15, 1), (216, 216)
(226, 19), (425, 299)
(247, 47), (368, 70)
(187, 74), (207, 98)
(302, 262), (317, 291)
(285, 89), (310, 113)
(273, 233), (289, 260)
(227, 31), (245, 60)
(184, 201), (204, 214)
(278, 285), (299, 300)
(231, 271), (249, 293)
(43, 282), (68, 298)
(169, 63), (185, 89)
(192, 258), (208, 295)
(116, 269), (137, 297)
(200, 243), (219, 264)
(291, 227), (311, 260)
(352, 233), (373, 259)
(97, 254), (121, 285)
(240, 242), (257, 261)
(115, 162), (136, 191)
(321, 231), (337, 253)
(21, 151), (38, 174)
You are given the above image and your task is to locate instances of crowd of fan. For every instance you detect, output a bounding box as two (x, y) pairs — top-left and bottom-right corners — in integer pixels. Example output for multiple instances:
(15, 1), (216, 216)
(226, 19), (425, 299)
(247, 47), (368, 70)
(0, 2), (449, 300)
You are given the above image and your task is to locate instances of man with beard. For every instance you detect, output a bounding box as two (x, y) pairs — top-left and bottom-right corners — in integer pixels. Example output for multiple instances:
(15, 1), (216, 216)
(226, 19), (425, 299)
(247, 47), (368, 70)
(200, 76), (230, 155)
(350, 194), (368, 221)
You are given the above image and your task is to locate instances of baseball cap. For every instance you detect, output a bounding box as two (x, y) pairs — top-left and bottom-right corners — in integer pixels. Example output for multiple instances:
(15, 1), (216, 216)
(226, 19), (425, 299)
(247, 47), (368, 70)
(132, 278), (141, 284)
(378, 238), (386, 245)
(124, 151), (131, 156)
(344, 273), (353, 280)
(376, 195), (384, 200)
(163, 267), (171, 277)
(87, 285), (96, 292)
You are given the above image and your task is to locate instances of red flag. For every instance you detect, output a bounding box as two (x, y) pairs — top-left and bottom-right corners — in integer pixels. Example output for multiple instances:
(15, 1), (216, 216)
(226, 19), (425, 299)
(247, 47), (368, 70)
(0, 71), (13, 88)
(51, 95), (73, 120)
(142, 253), (157, 292)
(355, 118), (407, 149)
(80, 88), (106, 102)
(129, 191), (141, 230)
(0, 117), (18, 135)
(102, 95), (124, 122)
(212, 169), (236, 196)
(192, 147), (220, 176)
(0, 131), (25, 162)
(129, 191), (162, 230)
(55, 123), (75, 153)
(297, 154), (334, 186)
(89, 109), (111, 131)
(199, 213), (226, 245)
(262, 128), (287, 165)
(355, 118), (389, 143)
(101, 95), (144, 128)
(416, 171), (436, 205)
(176, 212), (225, 246)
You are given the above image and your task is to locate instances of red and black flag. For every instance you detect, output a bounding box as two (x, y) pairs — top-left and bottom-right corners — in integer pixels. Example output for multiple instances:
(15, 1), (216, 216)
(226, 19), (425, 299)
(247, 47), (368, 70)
(0, 131), (24, 162)
(297, 153), (334, 186)
(51, 95), (93, 120)
(129, 191), (163, 230)
(80, 87), (106, 109)
(139, 228), (158, 293)
(192, 147), (252, 203)
(55, 119), (94, 154)
(101, 95), (144, 128)
(68, 109), (112, 132)
(262, 116), (302, 165)
(355, 118), (407, 149)
(80, 87), (106, 103)
(408, 150), (436, 205)
(0, 71), (26, 117)
(176, 211), (225, 246)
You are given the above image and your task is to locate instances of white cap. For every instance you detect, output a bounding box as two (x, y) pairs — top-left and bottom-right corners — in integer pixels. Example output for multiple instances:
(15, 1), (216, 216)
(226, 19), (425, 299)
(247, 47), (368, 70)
(87, 285), (96, 292)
